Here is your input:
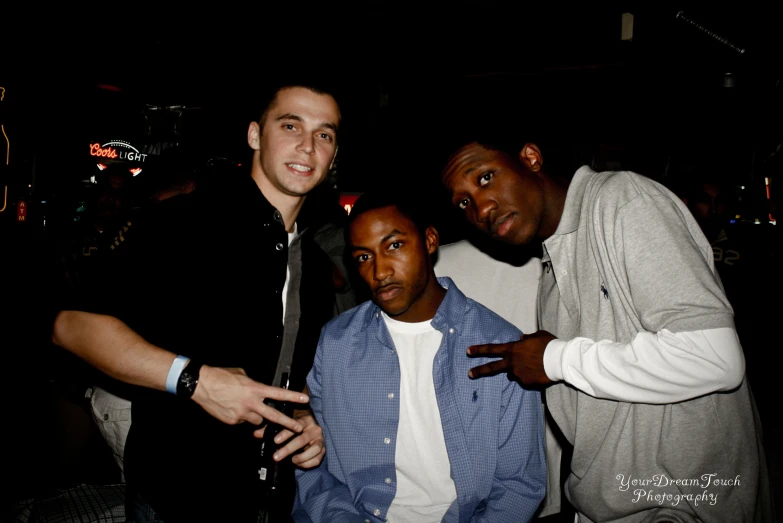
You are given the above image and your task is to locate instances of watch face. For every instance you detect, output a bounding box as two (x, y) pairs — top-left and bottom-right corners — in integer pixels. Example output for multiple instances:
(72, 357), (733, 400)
(182, 373), (197, 392)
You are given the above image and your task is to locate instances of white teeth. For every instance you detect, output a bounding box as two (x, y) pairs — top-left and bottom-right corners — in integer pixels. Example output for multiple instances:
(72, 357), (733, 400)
(288, 163), (312, 172)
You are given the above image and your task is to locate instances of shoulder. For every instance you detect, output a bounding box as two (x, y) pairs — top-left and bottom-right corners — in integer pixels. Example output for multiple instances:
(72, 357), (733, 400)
(320, 300), (374, 340)
(584, 170), (685, 220)
(585, 170), (665, 202)
(461, 297), (522, 341)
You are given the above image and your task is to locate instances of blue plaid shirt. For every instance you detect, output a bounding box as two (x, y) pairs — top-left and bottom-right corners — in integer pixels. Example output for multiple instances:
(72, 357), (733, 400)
(294, 277), (546, 523)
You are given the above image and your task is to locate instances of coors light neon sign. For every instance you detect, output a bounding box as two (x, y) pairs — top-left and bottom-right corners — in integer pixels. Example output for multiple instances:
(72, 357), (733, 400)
(89, 140), (148, 162)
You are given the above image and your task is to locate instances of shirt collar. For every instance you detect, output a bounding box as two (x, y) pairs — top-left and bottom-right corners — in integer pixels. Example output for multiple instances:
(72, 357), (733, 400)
(359, 276), (469, 334)
(549, 165), (596, 237)
(231, 173), (309, 235)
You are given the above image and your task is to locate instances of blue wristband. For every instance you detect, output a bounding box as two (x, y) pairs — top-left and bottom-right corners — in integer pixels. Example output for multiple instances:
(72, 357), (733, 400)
(166, 355), (190, 394)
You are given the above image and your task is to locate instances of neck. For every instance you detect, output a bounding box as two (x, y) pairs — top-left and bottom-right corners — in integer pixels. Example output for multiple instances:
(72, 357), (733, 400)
(251, 165), (304, 233)
(538, 172), (570, 241)
(396, 272), (447, 323)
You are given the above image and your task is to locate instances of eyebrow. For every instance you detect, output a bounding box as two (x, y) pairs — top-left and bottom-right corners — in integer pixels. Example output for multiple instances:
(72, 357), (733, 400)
(380, 229), (404, 243)
(350, 229), (405, 252)
(276, 113), (339, 133)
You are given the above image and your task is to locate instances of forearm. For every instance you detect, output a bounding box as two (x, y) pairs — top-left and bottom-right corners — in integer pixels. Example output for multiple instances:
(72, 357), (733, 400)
(544, 327), (745, 403)
(52, 310), (174, 391)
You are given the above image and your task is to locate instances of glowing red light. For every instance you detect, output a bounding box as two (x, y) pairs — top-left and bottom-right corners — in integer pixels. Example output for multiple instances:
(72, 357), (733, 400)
(97, 163), (107, 170)
(339, 193), (360, 215)
(96, 84), (123, 92)
(90, 143), (118, 159)
(130, 168), (142, 176)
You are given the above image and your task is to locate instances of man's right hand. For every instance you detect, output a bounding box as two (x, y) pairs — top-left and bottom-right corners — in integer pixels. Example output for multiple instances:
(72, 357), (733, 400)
(191, 366), (309, 434)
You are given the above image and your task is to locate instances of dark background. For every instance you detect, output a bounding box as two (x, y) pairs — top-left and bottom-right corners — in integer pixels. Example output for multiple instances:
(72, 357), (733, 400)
(2, 2), (781, 517)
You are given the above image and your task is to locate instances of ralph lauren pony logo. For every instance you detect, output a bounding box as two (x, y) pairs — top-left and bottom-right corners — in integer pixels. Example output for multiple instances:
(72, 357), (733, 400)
(601, 283), (609, 299)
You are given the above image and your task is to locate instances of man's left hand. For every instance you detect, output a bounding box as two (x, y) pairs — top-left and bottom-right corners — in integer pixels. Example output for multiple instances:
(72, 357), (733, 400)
(466, 330), (557, 387)
(254, 409), (325, 469)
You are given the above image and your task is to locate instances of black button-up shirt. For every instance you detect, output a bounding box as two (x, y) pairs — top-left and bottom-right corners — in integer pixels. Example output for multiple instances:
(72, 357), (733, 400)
(90, 171), (335, 522)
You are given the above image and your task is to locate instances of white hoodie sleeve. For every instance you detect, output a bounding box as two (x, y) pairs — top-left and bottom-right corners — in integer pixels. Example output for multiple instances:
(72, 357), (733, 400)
(542, 327), (745, 404)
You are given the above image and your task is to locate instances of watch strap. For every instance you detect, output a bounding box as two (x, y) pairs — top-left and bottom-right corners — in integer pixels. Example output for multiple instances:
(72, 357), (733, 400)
(176, 360), (203, 399)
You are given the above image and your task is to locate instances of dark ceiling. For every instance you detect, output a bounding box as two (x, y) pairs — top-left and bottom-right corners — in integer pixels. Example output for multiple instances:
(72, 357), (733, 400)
(4, 3), (782, 193)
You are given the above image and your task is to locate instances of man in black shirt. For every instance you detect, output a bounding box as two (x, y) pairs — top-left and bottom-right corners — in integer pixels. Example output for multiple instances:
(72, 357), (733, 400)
(51, 79), (342, 522)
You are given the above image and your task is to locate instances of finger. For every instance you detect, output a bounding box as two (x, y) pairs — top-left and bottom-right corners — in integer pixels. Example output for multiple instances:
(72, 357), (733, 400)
(260, 405), (303, 433)
(274, 429), (295, 444)
(297, 453), (325, 469)
(466, 343), (509, 357)
(274, 432), (310, 461)
(244, 412), (263, 426)
(263, 386), (309, 404)
(253, 426), (266, 439)
(293, 444), (325, 468)
(468, 359), (509, 379)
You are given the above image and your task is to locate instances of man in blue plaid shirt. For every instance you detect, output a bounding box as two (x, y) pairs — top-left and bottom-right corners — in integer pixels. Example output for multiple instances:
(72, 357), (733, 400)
(293, 191), (546, 523)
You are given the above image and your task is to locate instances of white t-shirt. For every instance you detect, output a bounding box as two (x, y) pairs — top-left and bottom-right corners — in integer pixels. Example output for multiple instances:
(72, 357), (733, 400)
(281, 224), (297, 319)
(382, 312), (457, 523)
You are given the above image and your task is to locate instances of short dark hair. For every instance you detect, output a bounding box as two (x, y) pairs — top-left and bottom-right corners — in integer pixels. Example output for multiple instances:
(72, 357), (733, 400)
(347, 191), (434, 238)
(256, 76), (342, 129)
(438, 126), (579, 182)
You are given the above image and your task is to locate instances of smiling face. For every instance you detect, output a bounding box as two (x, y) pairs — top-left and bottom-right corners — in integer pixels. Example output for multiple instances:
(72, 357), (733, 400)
(349, 205), (444, 323)
(248, 86), (340, 201)
(441, 142), (547, 246)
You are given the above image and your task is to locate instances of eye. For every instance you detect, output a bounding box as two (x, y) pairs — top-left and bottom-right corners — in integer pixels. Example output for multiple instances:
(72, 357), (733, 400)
(355, 253), (370, 263)
(317, 132), (333, 142)
(479, 171), (494, 187)
(283, 123), (297, 131)
(457, 198), (470, 210)
(389, 241), (402, 250)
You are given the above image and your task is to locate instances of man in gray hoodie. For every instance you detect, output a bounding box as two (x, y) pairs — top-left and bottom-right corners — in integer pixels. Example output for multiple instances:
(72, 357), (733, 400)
(441, 138), (773, 523)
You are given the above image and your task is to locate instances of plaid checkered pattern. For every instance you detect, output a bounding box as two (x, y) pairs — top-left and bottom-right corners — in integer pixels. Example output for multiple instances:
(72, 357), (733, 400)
(294, 277), (547, 523)
(11, 484), (126, 523)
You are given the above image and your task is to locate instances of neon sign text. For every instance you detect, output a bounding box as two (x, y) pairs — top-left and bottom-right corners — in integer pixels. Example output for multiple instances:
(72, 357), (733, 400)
(89, 140), (148, 162)
(90, 143), (118, 158)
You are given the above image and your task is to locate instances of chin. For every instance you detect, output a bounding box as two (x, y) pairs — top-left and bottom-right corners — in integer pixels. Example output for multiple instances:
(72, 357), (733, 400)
(381, 304), (410, 318)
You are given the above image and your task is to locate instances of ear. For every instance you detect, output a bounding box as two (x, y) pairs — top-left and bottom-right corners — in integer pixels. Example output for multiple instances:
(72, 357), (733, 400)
(424, 225), (440, 255)
(247, 121), (261, 151)
(518, 143), (544, 172)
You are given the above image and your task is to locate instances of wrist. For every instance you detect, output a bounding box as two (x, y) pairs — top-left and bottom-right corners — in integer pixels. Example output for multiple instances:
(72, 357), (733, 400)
(176, 360), (203, 399)
(190, 364), (211, 404)
(165, 355), (190, 394)
(542, 339), (567, 382)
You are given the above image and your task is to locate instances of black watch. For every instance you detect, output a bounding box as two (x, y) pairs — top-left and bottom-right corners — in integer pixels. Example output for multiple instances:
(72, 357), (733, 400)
(176, 360), (203, 399)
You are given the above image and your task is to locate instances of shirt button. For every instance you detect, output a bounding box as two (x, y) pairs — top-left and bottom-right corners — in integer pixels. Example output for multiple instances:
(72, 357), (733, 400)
(103, 414), (109, 421)
(562, 270), (568, 276)
(385, 478), (391, 484)
(449, 328), (454, 334)
(365, 520), (370, 523)
(384, 437), (391, 444)
(375, 312), (379, 318)
(374, 509), (381, 516)
(276, 243), (284, 251)
(387, 393), (394, 399)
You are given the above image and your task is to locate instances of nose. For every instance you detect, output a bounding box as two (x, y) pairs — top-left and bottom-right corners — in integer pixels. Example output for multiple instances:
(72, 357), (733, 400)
(474, 196), (496, 225)
(373, 257), (393, 283)
(297, 134), (314, 154)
